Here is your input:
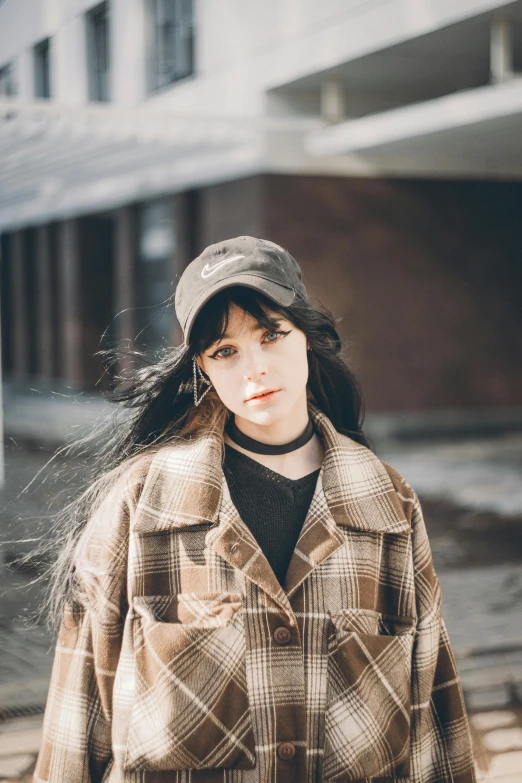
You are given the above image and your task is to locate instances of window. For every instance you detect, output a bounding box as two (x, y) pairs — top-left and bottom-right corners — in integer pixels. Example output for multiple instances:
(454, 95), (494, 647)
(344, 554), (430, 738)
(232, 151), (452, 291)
(0, 62), (16, 96)
(86, 2), (110, 101)
(34, 38), (51, 99)
(147, 0), (194, 93)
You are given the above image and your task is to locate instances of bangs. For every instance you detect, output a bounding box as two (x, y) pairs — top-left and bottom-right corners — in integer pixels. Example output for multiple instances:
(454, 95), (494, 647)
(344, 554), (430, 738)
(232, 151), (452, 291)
(190, 286), (288, 354)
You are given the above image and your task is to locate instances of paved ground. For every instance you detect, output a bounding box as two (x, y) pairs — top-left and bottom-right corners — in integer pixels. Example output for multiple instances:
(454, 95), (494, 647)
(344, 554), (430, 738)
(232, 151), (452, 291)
(378, 434), (522, 518)
(0, 389), (522, 780)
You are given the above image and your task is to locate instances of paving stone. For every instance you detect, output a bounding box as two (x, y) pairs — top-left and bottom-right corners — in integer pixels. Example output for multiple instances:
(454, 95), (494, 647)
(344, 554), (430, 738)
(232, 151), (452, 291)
(0, 754), (34, 778)
(471, 711), (518, 732)
(482, 727), (522, 753)
(0, 677), (52, 712)
(475, 759), (495, 781)
(488, 751), (522, 776)
(0, 719), (42, 757)
(438, 565), (522, 657)
(468, 687), (511, 712)
(0, 717), (43, 734)
(462, 666), (514, 691)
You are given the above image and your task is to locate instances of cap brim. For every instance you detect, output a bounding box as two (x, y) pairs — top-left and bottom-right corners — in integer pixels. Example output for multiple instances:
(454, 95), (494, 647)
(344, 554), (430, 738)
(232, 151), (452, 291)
(183, 274), (297, 344)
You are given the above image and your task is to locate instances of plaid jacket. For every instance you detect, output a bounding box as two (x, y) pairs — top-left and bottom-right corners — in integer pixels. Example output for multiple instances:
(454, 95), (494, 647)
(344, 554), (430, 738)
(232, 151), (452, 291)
(34, 402), (476, 783)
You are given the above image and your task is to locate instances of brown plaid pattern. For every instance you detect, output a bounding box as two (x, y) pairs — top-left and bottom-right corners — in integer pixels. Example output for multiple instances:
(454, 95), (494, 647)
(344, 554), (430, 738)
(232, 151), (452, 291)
(34, 402), (476, 783)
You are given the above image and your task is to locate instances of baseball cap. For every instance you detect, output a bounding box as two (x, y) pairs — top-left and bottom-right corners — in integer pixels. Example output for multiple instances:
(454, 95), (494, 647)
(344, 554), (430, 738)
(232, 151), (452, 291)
(175, 236), (308, 344)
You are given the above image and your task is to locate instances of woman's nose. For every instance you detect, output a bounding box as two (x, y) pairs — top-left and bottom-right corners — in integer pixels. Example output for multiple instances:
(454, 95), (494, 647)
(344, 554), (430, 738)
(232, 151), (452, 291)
(244, 366), (267, 381)
(243, 353), (267, 381)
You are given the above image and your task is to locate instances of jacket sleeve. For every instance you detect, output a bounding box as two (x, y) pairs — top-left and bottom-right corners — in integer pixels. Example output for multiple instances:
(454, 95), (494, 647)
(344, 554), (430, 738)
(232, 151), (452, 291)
(33, 456), (150, 783)
(409, 489), (477, 783)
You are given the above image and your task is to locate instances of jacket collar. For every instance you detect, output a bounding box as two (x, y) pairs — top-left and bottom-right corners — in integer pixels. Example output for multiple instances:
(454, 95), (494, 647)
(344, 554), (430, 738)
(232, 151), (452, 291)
(133, 402), (410, 615)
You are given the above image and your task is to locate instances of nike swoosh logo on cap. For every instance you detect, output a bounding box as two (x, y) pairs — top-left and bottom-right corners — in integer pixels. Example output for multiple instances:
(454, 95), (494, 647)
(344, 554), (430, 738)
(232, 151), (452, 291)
(201, 254), (246, 278)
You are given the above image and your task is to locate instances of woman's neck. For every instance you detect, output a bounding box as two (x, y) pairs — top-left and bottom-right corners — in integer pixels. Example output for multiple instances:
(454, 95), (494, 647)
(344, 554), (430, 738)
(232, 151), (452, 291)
(223, 427), (325, 480)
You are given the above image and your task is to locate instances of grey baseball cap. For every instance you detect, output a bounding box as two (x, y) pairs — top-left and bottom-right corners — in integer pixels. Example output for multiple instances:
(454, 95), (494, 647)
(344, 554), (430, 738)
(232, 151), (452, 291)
(175, 236), (308, 344)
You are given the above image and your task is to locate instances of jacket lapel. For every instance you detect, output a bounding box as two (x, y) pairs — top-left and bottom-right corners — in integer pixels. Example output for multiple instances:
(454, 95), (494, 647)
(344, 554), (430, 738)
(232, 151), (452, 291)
(133, 403), (411, 615)
(132, 429), (223, 534)
(206, 475), (295, 616)
(283, 468), (345, 600)
(132, 427), (295, 615)
(283, 404), (411, 599)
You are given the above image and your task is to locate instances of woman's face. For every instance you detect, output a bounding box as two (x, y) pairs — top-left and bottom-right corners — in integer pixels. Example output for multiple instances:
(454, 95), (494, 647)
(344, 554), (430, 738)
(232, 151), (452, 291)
(197, 303), (310, 426)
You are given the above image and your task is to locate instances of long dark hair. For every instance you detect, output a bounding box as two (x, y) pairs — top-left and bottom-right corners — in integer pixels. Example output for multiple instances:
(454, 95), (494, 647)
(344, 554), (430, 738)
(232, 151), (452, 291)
(10, 285), (371, 633)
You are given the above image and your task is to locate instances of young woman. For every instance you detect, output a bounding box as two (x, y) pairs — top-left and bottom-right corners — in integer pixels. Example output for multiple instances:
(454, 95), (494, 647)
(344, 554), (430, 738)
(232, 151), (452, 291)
(34, 236), (476, 783)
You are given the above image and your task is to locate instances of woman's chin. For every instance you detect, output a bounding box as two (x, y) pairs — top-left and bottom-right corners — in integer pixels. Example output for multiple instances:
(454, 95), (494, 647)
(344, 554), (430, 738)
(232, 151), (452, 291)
(239, 402), (292, 428)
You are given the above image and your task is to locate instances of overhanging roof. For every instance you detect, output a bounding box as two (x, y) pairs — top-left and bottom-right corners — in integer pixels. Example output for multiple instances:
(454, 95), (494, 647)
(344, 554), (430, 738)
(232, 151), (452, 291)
(306, 77), (522, 178)
(3, 76), (522, 234)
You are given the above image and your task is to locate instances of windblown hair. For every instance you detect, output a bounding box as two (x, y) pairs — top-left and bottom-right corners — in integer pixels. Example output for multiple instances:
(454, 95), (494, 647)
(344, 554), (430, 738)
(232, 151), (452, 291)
(12, 285), (371, 633)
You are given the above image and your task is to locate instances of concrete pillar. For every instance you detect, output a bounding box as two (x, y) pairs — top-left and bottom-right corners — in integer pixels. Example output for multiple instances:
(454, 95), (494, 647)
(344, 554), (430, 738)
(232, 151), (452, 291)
(17, 48), (34, 102)
(111, 0), (147, 105)
(114, 205), (136, 370)
(58, 219), (84, 387)
(490, 18), (514, 84)
(55, 17), (88, 104)
(11, 231), (30, 378)
(35, 224), (54, 379)
(0, 237), (5, 487)
(321, 76), (345, 125)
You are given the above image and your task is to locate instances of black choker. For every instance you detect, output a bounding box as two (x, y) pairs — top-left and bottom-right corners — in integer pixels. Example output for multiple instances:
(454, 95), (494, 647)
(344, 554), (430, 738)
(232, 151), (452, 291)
(226, 417), (315, 455)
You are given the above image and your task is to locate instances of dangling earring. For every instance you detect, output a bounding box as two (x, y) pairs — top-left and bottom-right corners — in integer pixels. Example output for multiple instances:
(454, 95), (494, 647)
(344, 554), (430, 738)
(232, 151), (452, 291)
(192, 358), (213, 406)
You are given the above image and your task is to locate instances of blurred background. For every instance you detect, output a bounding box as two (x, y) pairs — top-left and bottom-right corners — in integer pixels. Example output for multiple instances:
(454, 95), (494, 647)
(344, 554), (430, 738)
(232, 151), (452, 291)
(0, 0), (522, 780)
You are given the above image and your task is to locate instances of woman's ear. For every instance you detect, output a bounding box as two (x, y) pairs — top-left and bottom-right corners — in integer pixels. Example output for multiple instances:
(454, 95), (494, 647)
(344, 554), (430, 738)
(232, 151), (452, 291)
(195, 355), (210, 377)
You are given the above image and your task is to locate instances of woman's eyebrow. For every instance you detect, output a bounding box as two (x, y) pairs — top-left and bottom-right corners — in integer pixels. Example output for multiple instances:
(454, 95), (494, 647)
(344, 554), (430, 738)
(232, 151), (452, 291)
(220, 320), (282, 341)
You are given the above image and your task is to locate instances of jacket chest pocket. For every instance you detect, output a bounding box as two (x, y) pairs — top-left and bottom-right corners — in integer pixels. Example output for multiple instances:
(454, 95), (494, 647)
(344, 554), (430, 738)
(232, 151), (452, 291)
(123, 591), (256, 773)
(322, 607), (416, 782)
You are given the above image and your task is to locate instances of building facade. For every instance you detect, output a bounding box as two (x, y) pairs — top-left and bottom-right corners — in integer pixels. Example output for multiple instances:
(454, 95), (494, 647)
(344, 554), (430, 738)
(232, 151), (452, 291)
(1, 0), (521, 408)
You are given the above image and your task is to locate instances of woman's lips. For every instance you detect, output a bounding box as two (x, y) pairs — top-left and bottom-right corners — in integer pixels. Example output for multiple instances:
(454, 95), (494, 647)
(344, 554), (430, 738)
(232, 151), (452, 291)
(245, 390), (281, 405)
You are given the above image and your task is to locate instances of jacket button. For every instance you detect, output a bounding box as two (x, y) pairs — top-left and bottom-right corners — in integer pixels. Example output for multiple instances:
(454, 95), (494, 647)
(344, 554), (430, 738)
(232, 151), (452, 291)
(273, 626), (292, 645)
(277, 741), (296, 760)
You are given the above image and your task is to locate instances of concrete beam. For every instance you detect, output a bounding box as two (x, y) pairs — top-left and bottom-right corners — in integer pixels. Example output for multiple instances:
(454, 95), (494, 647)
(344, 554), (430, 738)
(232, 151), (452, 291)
(306, 77), (522, 156)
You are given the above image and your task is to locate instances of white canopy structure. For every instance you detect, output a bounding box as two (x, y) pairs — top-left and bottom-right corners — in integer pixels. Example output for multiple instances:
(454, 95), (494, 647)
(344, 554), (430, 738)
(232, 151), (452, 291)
(0, 100), (272, 231)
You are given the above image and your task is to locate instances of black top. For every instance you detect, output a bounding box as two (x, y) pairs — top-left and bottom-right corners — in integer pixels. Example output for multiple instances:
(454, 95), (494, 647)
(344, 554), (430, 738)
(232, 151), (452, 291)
(223, 443), (321, 588)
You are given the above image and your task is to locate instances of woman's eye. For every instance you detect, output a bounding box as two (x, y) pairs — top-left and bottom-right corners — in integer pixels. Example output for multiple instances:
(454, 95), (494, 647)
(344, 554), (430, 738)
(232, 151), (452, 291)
(265, 330), (290, 342)
(210, 330), (290, 360)
(215, 347), (234, 359)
